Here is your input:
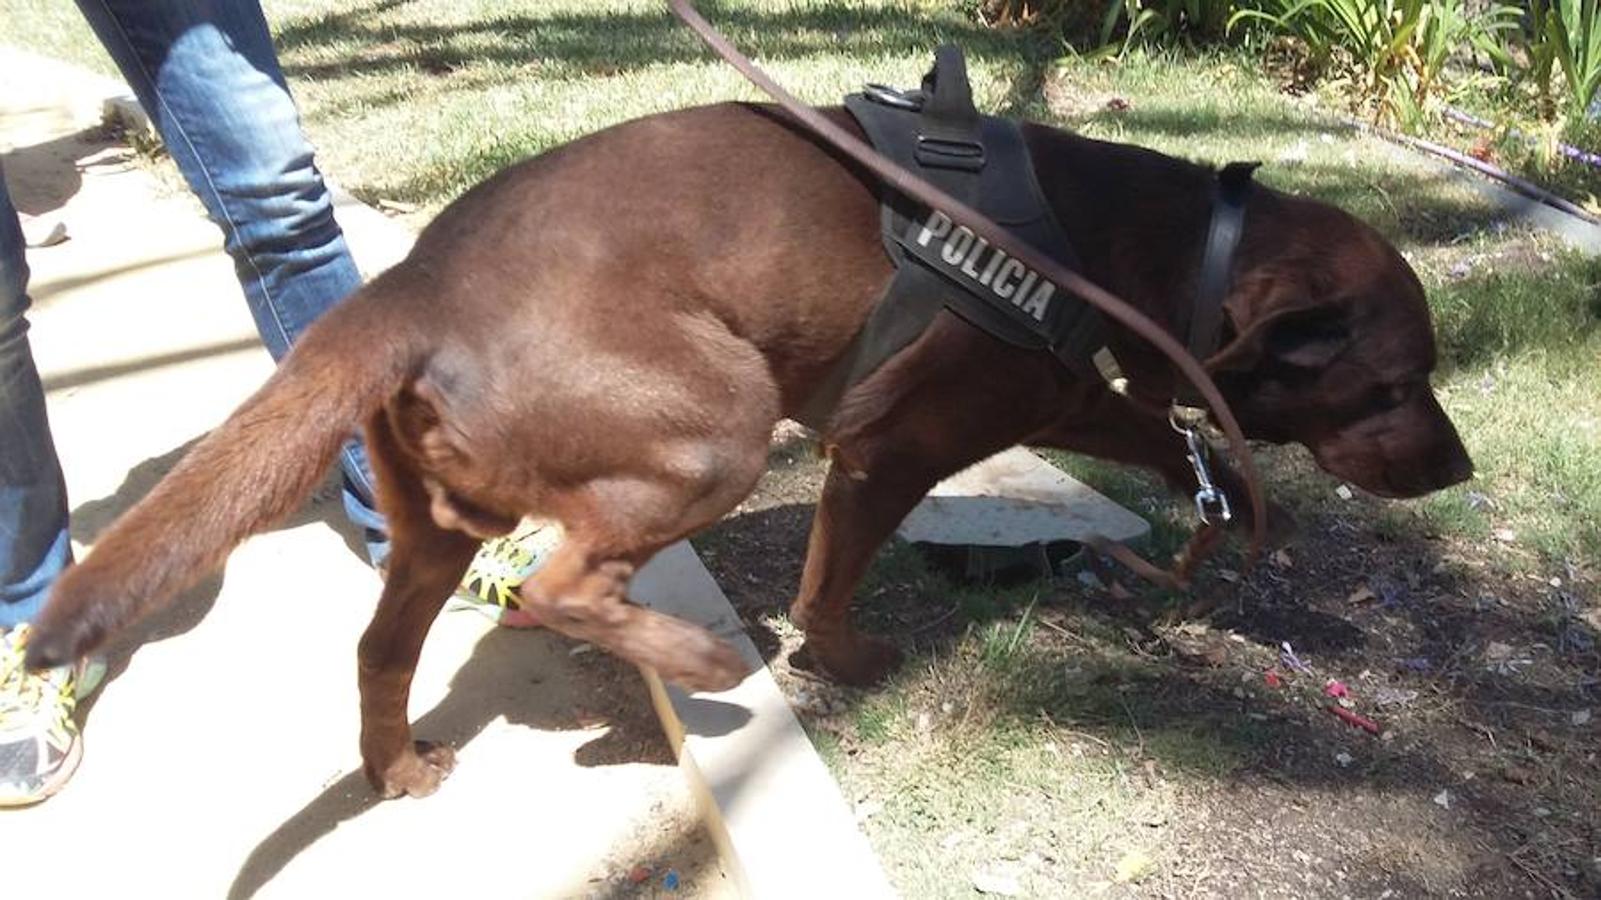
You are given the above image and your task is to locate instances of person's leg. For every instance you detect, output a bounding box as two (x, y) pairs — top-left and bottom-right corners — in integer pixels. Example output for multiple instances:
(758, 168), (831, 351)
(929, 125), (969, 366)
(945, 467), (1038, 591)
(0, 162), (96, 807)
(0, 164), (70, 630)
(73, 0), (387, 563)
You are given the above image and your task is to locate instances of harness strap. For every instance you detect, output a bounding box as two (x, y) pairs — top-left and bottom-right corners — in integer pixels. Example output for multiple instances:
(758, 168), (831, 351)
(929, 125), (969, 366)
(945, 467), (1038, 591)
(794, 47), (1107, 429)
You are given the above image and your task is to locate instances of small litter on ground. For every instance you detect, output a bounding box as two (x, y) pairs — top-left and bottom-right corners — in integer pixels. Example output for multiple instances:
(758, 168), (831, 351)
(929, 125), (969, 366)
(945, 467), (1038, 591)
(1328, 706), (1382, 735)
(1280, 641), (1313, 674)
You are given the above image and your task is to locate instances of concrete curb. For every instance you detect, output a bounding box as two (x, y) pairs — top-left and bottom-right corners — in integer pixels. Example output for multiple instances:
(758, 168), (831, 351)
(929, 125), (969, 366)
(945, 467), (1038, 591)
(1330, 113), (1601, 254)
(1429, 151), (1601, 254)
(633, 544), (898, 899)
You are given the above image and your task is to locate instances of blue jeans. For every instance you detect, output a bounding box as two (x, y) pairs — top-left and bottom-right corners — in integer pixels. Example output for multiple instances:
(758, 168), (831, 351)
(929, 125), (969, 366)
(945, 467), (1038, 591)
(1, 0), (388, 629)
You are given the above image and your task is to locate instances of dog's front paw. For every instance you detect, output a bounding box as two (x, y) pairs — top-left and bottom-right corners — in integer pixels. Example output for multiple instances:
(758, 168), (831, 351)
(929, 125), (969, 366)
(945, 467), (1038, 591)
(796, 630), (903, 686)
(368, 741), (457, 799)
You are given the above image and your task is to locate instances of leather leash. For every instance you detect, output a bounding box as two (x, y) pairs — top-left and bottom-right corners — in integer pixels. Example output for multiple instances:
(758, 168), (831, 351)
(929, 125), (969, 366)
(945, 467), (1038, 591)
(667, 0), (1266, 581)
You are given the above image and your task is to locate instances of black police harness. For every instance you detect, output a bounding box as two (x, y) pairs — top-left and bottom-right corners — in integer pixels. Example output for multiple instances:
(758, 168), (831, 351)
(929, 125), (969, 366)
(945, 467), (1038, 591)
(798, 46), (1258, 526)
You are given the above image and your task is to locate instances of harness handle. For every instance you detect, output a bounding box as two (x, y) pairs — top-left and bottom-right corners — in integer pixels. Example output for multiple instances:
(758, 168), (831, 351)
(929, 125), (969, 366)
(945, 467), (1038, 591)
(667, 0), (1268, 578)
(914, 45), (986, 171)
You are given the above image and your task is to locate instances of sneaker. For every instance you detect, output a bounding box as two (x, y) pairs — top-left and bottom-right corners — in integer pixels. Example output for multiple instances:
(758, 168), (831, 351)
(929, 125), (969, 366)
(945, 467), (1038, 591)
(18, 212), (68, 248)
(0, 624), (105, 807)
(449, 519), (561, 628)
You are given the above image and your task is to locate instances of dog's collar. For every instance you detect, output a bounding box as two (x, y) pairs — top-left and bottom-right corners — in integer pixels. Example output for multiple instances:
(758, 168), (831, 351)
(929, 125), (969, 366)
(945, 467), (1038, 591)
(1093, 161), (1258, 407)
(1175, 161), (1258, 408)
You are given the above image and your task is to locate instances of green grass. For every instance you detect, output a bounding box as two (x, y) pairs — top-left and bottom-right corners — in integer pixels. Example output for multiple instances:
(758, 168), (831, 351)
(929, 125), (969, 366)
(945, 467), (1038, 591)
(0, 0), (114, 76)
(270, 0), (1056, 214)
(821, 607), (1263, 894)
(1041, 452), (1194, 559)
(837, 727), (1179, 895)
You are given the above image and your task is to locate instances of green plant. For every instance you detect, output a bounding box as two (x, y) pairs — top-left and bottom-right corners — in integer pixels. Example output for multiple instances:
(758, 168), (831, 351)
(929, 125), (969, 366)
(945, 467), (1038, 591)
(1096, 0), (1237, 57)
(1231, 0), (1517, 126)
(1527, 0), (1601, 121)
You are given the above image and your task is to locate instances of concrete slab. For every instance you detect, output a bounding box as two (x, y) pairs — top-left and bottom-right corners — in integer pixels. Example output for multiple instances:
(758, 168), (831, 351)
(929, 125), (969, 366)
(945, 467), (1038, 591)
(897, 446), (1150, 550)
(1, 47), (729, 898)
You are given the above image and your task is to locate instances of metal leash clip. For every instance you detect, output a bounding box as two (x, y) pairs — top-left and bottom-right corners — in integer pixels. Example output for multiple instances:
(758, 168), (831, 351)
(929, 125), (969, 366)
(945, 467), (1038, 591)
(1172, 409), (1232, 525)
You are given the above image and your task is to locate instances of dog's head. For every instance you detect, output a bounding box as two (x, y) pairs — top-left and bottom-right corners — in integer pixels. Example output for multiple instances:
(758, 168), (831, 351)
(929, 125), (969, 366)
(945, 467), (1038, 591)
(1210, 198), (1472, 498)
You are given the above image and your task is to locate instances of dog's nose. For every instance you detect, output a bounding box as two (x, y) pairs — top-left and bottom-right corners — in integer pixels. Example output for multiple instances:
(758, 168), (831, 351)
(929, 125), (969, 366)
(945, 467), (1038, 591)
(1432, 438), (1473, 489)
(1445, 450), (1473, 485)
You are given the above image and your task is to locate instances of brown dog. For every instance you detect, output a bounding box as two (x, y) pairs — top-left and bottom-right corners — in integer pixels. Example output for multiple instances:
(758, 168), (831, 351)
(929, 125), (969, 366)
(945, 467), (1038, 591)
(26, 102), (1471, 798)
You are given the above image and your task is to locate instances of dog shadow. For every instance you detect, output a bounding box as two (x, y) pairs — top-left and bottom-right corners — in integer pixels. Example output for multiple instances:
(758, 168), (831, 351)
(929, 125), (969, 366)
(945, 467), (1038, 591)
(226, 623), (750, 899)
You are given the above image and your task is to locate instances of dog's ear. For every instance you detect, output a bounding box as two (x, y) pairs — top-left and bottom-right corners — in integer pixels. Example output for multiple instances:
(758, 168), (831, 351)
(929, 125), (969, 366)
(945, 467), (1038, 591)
(1263, 305), (1348, 368)
(1210, 304), (1348, 373)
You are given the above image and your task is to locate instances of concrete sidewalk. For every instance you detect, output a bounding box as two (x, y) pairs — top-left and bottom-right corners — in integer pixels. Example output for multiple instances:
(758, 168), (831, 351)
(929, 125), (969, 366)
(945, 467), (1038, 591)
(1, 50), (729, 899)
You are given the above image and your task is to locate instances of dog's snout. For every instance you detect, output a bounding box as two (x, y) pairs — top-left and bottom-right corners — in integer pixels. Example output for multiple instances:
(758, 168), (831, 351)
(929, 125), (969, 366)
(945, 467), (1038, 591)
(1309, 390), (1475, 498)
(1424, 398), (1473, 490)
(1400, 392), (1473, 493)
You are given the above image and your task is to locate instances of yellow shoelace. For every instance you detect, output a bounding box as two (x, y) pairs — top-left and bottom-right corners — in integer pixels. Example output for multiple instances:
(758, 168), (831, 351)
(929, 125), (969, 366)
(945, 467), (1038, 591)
(0, 626), (76, 734)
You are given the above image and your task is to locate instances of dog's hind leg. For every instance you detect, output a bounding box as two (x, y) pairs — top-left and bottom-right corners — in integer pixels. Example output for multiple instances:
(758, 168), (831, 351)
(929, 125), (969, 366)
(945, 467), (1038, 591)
(512, 439), (774, 693)
(515, 538), (748, 692)
(355, 411), (479, 799)
(490, 310), (783, 692)
(510, 468), (763, 692)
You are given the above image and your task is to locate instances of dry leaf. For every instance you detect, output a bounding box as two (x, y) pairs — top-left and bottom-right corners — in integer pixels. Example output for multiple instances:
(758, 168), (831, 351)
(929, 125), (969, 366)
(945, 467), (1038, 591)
(1500, 765), (1536, 785)
(1114, 849), (1156, 883)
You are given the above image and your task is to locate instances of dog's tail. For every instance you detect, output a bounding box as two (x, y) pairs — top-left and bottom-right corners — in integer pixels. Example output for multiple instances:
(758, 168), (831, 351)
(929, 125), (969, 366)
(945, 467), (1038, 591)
(25, 269), (426, 669)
